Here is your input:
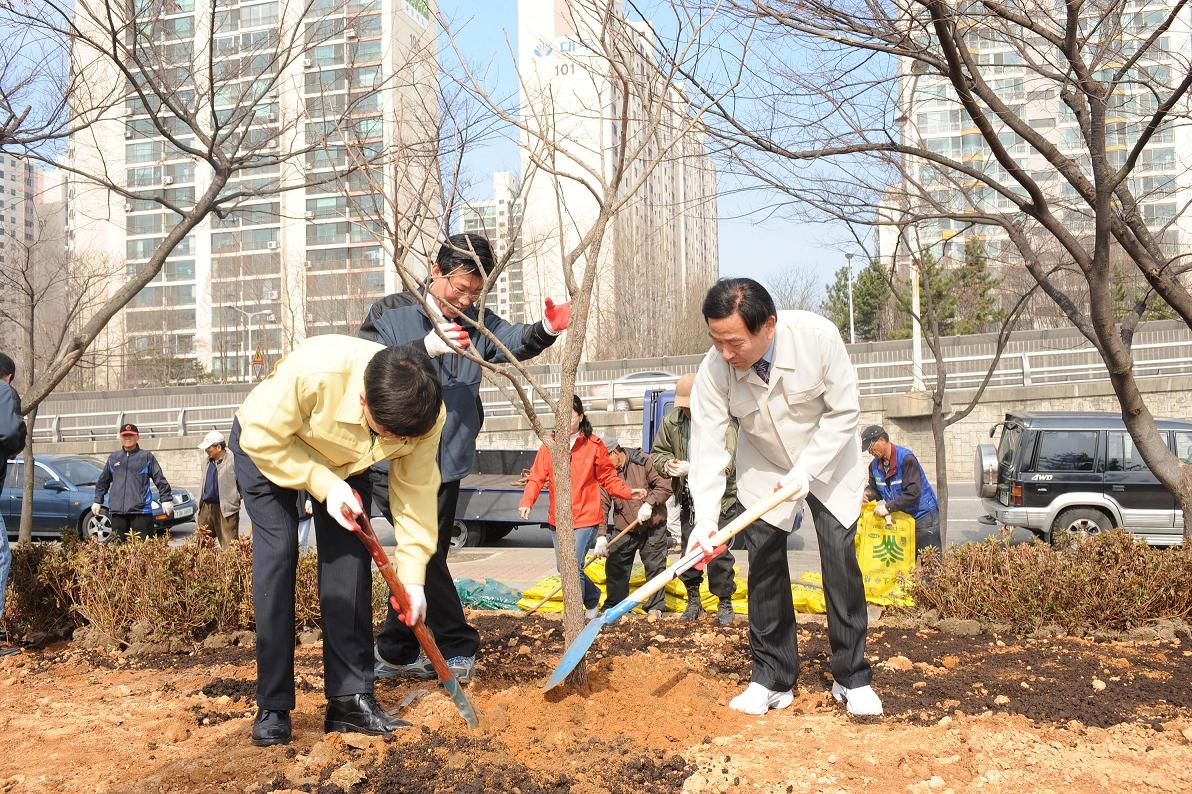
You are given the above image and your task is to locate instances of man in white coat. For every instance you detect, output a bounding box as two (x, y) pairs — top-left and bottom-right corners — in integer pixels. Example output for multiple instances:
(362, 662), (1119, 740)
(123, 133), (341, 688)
(686, 277), (882, 717)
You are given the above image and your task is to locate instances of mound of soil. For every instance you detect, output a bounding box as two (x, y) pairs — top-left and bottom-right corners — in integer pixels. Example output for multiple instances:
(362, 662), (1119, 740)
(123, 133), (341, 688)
(0, 612), (1189, 793)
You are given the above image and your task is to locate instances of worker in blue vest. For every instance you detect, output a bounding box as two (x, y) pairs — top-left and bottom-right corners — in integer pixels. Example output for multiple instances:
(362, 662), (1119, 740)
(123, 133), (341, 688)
(861, 425), (941, 559)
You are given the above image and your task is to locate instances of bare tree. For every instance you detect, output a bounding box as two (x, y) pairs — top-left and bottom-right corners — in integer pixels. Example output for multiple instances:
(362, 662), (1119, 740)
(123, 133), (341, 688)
(0, 205), (116, 542)
(766, 262), (822, 312)
(335, 0), (731, 682)
(5, 0), (430, 403)
(672, 0), (1192, 541)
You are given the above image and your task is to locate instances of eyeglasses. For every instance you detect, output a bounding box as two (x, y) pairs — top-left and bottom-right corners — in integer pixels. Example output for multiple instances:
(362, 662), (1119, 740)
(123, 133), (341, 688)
(436, 276), (484, 301)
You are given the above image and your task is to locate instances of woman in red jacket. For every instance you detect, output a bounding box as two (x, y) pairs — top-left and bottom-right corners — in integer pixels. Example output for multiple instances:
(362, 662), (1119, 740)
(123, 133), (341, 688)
(519, 395), (646, 617)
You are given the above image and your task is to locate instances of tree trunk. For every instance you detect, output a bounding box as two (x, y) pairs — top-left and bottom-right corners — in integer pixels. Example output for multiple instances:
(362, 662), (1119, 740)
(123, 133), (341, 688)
(931, 403), (947, 548)
(1181, 479), (1192, 545)
(18, 406), (38, 545)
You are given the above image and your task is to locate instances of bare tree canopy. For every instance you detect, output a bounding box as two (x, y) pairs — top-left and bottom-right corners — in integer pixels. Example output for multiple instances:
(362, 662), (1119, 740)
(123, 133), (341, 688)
(668, 0), (1192, 540)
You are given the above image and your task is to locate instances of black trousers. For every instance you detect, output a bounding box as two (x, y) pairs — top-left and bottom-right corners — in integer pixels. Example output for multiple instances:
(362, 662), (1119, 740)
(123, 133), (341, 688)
(604, 523), (669, 612)
(111, 513), (155, 541)
(374, 475), (479, 663)
(678, 501), (739, 599)
(743, 493), (872, 692)
(230, 420), (375, 710)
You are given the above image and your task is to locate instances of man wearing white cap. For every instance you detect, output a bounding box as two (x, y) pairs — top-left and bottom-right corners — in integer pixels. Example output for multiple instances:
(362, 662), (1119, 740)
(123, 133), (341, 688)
(197, 429), (241, 547)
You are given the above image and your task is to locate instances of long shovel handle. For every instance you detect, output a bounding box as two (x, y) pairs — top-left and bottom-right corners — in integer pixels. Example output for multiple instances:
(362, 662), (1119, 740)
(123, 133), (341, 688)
(543, 479), (807, 691)
(346, 492), (478, 729)
(523, 518), (641, 616)
(603, 480), (805, 620)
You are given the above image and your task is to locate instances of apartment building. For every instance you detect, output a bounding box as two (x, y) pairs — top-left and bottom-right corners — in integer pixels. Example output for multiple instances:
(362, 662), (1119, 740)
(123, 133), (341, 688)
(516, 0), (719, 360)
(66, 0), (438, 386)
(879, 1), (1192, 314)
(458, 171), (528, 322)
(0, 155), (35, 269)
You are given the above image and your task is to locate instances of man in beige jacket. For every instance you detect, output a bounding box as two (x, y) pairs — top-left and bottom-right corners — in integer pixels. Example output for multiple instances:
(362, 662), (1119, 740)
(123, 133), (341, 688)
(196, 430), (241, 547)
(687, 278), (881, 718)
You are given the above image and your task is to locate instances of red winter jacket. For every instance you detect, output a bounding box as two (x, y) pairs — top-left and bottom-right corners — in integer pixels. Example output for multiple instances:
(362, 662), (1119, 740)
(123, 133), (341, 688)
(519, 434), (633, 528)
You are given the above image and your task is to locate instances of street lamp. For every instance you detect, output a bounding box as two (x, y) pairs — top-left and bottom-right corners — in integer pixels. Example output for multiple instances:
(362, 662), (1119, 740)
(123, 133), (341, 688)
(845, 252), (856, 344)
(228, 305), (274, 380)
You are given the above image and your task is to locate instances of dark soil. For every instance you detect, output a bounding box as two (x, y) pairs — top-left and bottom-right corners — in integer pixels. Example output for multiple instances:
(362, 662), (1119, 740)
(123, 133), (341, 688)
(198, 676), (256, 701)
(456, 613), (1191, 730)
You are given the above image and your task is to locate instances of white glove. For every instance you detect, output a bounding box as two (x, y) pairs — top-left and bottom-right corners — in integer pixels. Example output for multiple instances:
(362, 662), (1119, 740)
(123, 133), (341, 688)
(423, 321), (470, 357)
(685, 519), (718, 556)
(593, 535), (609, 558)
(775, 468), (810, 501)
(325, 479), (363, 530)
(665, 459), (691, 477)
(91, 503), (102, 516)
(397, 584), (426, 626)
(162, 500), (174, 517)
(636, 502), (654, 523)
(874, 500), (890, 517)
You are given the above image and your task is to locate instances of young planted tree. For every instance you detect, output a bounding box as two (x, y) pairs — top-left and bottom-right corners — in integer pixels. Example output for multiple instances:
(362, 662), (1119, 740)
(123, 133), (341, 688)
(343, 0), (730, 682)
(675, 0), (1192, 540)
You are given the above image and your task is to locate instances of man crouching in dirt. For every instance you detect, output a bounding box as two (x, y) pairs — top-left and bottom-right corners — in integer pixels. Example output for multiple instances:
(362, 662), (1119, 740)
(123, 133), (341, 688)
(231, 336), (445, 746)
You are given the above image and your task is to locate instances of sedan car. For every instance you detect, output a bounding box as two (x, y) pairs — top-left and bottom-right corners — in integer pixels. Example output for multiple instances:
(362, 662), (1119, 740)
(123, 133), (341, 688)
(1, 455), (195, 543)
(603, 370), (679, 411)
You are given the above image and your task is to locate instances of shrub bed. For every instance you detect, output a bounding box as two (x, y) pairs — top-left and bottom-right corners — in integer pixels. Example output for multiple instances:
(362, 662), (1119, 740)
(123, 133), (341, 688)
(910, 529), (1192, 631)
(1, 536), (388, 646)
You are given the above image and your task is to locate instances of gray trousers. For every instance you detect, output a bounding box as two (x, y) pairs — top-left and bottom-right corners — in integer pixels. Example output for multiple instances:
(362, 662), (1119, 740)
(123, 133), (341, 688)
(914, 510), (942, 557)
(743, 494), (872, 692)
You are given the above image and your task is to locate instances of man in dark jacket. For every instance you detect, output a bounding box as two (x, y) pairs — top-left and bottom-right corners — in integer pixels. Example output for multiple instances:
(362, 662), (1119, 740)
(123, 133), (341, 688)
(862, 425), (941, 558)
(93, 423), (173, 541)
(0, 352), (27, 656)
(598, 440), (672, 615)
(359, 232), (570, 683)
(650, 373), (739, 625)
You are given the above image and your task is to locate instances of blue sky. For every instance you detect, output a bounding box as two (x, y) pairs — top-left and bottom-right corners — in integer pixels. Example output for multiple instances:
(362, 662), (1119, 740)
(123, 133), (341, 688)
(437, 0), (854, 300)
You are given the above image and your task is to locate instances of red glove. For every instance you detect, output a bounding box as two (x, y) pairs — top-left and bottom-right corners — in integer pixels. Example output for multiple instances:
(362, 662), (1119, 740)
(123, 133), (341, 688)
(543, 298), (571, 334)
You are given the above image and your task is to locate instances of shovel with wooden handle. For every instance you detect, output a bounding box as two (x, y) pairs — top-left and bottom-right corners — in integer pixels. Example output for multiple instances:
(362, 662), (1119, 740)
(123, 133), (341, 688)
(345, 491), (479, 729)
(543, 478), (805, 691)
(522, 517), (643, 617)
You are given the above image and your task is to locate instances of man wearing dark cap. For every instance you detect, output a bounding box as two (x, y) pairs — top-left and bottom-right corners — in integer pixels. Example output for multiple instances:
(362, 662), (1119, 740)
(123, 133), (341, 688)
(93, 423), (174, 541)
(861, 425), (941, 558)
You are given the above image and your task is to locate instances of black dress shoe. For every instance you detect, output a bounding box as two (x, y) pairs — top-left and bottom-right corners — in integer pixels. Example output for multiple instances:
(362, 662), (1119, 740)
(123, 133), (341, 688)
(325, 693), (411, 735)
(251, 709), (292, 747)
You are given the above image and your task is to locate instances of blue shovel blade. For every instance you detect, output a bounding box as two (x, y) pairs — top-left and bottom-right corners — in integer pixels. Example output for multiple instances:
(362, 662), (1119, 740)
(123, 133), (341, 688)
(441, 676), (479, 729)
(543, 599), (636, 691)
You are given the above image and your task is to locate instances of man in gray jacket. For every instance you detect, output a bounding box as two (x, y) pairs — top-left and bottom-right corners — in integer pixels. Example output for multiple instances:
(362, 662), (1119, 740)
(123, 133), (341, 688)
(196, 430), (241, 547)
(0, 352), (27, 656)
(93, 423), (174, 541)
(359, 233), (570, 683)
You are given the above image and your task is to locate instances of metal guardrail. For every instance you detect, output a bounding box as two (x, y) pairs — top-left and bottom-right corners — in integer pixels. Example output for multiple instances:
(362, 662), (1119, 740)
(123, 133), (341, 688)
(29, 340), (1192, 441)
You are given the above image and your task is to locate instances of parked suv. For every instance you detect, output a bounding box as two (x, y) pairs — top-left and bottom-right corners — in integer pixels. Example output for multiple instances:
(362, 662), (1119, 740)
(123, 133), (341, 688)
(2, 455), (195, 543)
(976, 411), (1189, 546)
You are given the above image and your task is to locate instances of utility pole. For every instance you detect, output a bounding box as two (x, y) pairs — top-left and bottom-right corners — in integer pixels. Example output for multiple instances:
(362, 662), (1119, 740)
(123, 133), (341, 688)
(228, 306), (273, 381)
(845, 252), (855, 344)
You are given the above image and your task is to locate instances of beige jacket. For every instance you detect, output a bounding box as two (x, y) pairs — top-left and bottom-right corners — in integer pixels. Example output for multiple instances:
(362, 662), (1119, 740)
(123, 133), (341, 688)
(688, 310), (866, 530)
(199, 448), (241, 518)
(236, 335), (445, 585)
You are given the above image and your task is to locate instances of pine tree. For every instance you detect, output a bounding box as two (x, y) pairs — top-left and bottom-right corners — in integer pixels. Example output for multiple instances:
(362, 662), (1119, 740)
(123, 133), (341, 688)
(951, 240), (1006, 334)
(821, 262), (895, 342)
(895, 251), (957, 338)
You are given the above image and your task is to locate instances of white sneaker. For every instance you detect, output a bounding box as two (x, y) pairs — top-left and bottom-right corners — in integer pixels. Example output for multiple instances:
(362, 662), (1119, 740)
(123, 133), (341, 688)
(728, 682), (794, 715)
(831, 681), (883, 716)
(584, 607), (599, 620)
